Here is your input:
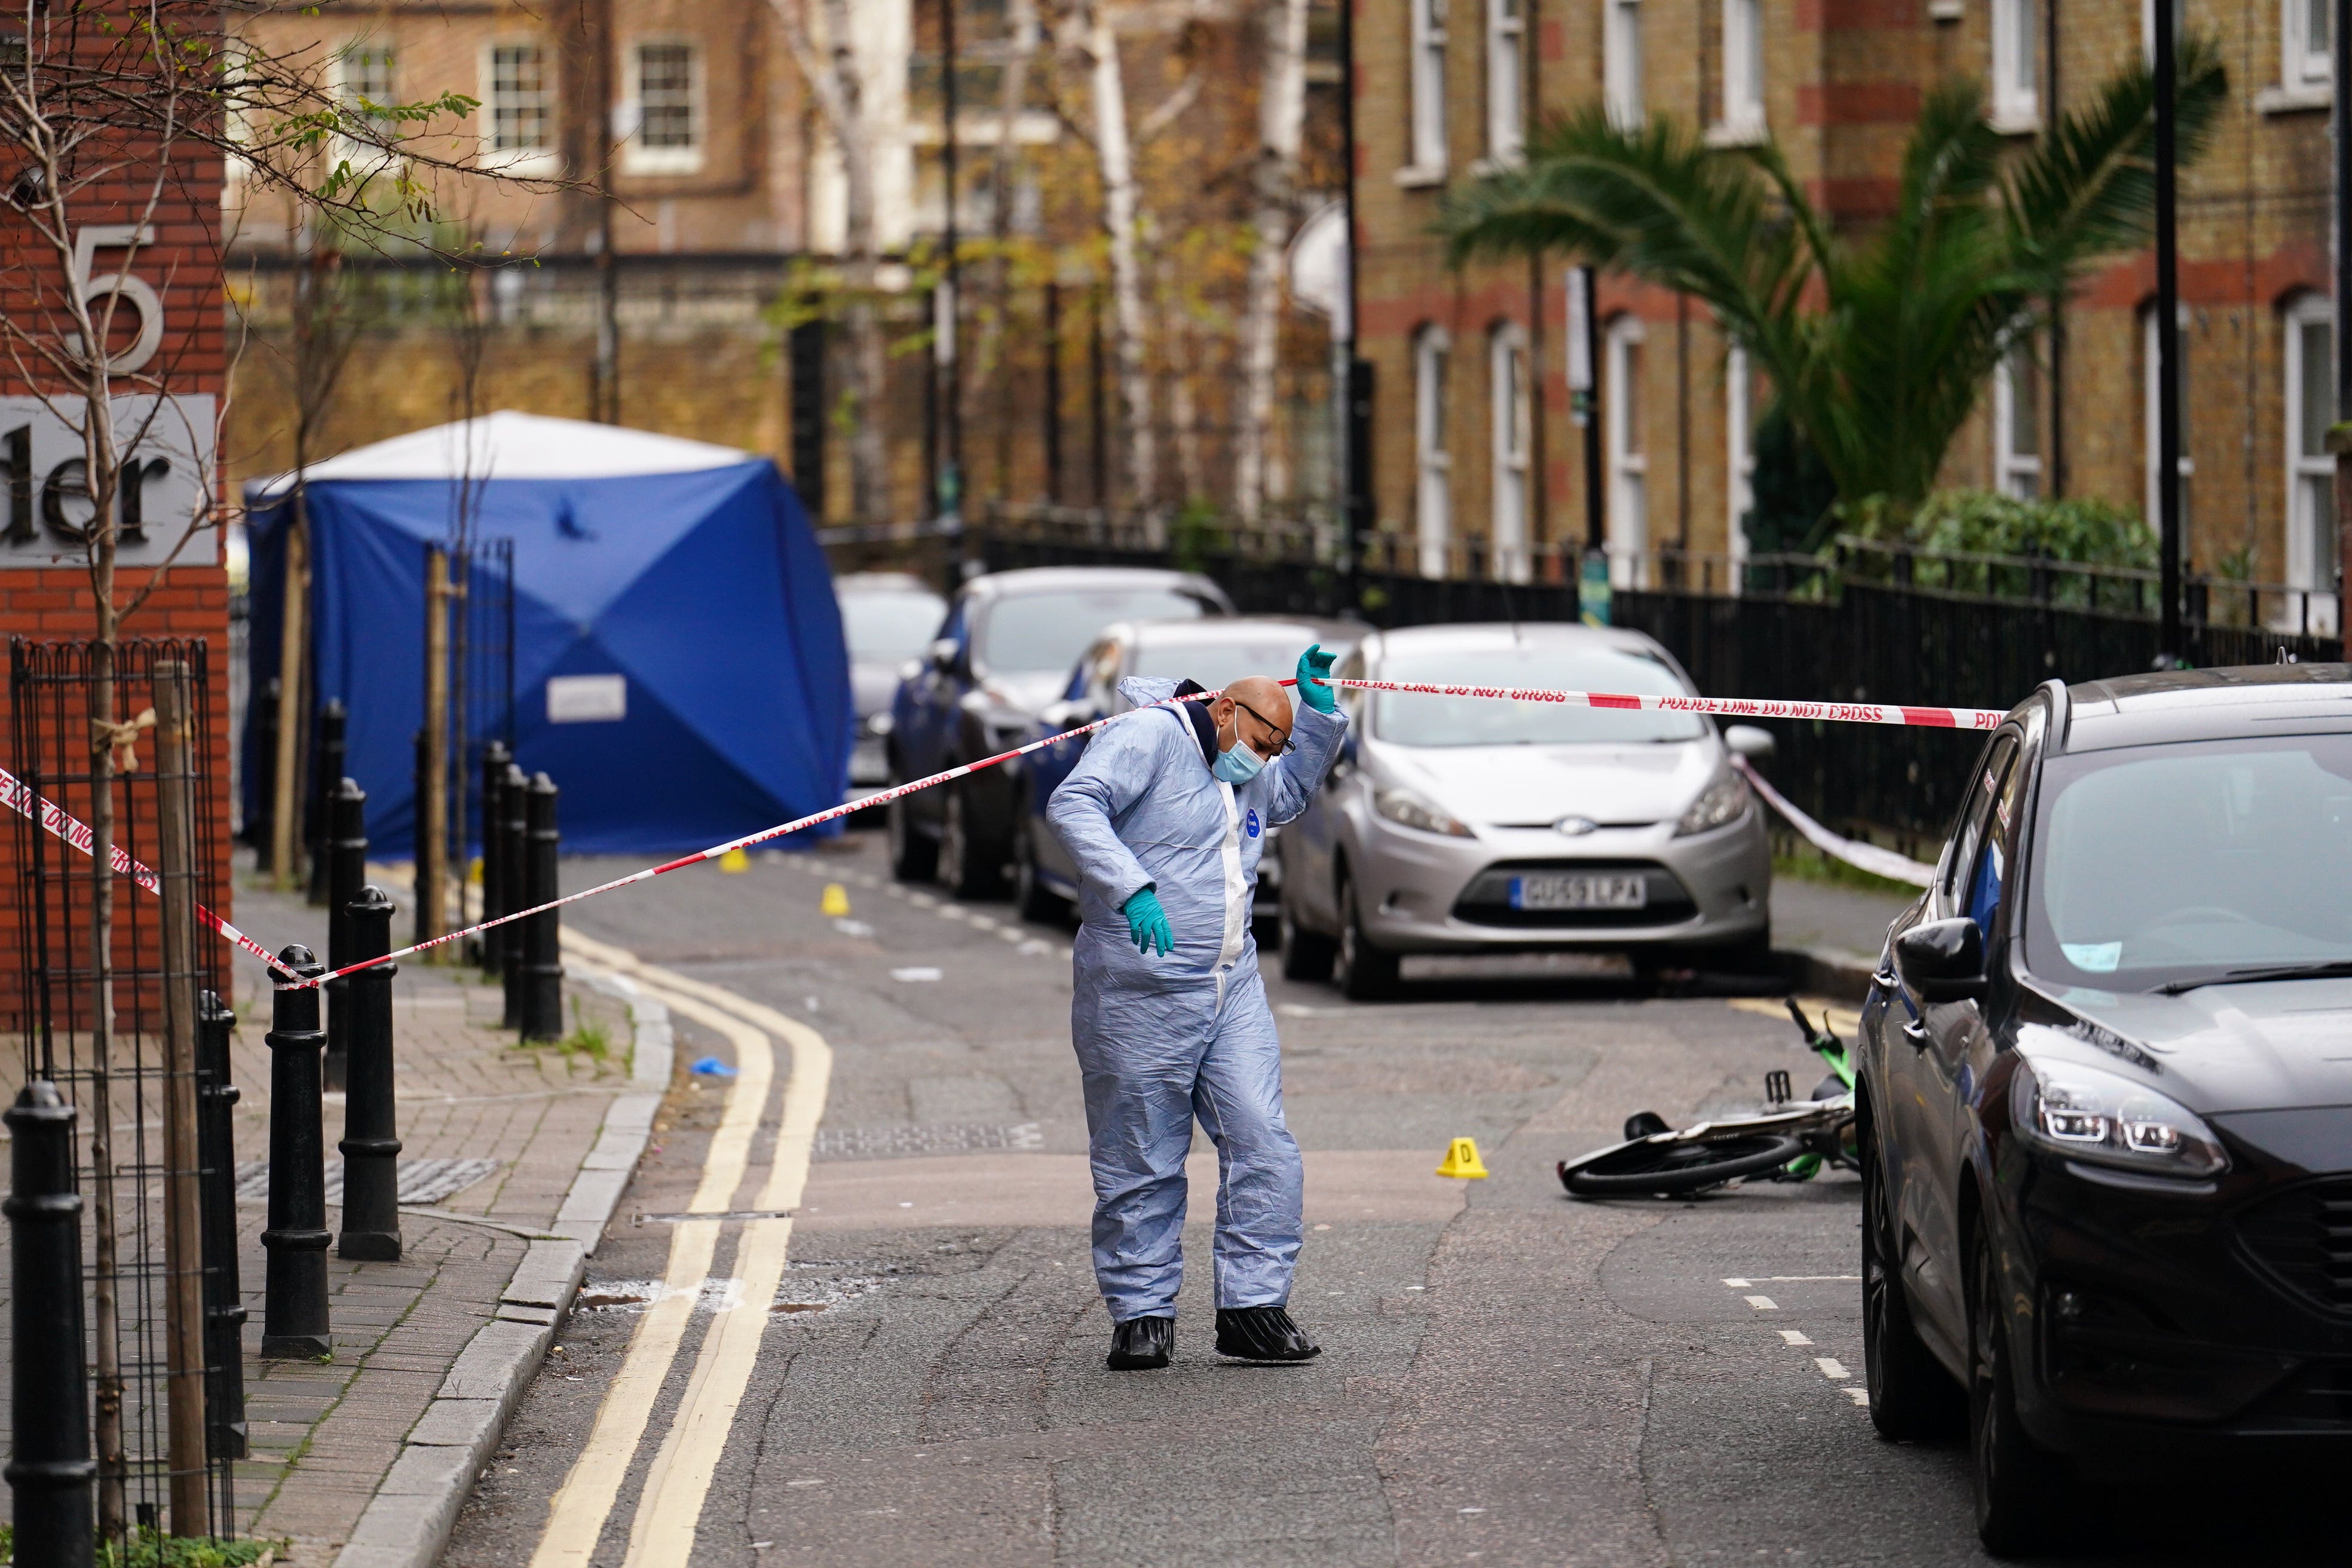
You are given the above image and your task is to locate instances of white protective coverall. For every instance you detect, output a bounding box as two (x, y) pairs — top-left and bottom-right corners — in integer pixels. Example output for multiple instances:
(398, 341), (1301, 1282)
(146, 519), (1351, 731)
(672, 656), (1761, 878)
(1045, 675), (1349, 1321)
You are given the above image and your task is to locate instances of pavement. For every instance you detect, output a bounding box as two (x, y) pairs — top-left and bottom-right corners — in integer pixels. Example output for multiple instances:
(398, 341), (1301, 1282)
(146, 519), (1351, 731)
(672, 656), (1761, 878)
(0, 859), (674, 1565)
(422, 831), (2341, 1566)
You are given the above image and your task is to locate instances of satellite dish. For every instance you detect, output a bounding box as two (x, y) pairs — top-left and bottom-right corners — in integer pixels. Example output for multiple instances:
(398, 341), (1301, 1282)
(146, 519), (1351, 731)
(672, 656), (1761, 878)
(1287, 200), (1349, 335)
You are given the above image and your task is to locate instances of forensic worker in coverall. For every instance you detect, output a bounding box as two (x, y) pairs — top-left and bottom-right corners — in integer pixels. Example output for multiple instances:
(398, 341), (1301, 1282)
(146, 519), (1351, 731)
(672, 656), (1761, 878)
(1046, 645), (1347, 1370)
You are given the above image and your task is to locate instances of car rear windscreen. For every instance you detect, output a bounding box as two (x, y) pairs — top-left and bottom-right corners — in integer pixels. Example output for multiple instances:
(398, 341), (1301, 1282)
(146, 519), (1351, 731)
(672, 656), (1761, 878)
(2026, 735), (2352, 989)
(1373, 647), (1706, 746)
(978, 589), (1210, 673)
(840, 590), (947, 663)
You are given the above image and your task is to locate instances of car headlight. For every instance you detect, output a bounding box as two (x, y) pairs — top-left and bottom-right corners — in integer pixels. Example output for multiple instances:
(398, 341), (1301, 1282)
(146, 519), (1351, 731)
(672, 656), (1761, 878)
(2010, 1055), (2228, 1179)
(1374, 786), (1474, 838)
(865, 712), (894, 737)
(1674, 769), (1751, 837)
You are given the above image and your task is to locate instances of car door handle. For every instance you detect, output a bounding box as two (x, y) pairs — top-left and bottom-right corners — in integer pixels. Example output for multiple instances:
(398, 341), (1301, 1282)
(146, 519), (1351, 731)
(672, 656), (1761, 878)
(1901, 1018), (1931, 1052)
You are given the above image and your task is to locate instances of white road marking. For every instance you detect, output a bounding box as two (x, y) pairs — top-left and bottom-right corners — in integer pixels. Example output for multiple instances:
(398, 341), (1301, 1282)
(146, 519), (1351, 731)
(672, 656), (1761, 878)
(1777, 1330), (1813, 1346)
(1845, 1388), (1870, 1405)
(1740, 1275), (1861, 1284)
(1722, 1277), (1751, 1288)
(891, 967), (944, 982)
(1744, 1295), (1778, 1310)
(1814, 1357), (1848, 1380)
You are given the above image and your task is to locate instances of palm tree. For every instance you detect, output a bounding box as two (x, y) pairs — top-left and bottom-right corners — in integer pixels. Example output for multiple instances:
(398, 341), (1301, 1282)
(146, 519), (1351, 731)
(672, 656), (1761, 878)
(1441, 42), (2226, 543)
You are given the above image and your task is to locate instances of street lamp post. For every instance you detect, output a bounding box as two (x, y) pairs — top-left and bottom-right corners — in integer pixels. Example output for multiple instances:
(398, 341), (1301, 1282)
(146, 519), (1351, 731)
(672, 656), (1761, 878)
(2153, 0), (2183, 665)
(2332, 0), (2351, 633)
(1339, 0), (1369, 592)
(940, 0), (966, 569)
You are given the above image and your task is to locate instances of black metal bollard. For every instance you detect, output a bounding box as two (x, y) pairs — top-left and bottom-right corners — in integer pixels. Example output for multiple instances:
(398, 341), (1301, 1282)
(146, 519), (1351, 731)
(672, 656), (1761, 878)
(323, 777), (366, 1093)
(195, 991), (248, 1459)
(477, 740), (512, 975)
(253, 675), (280, 868)
(7, 1081), (94, 1566)
(498, 761), (528, 1030)
(307, 700), (346, 906)
(261, 945), (332, 1358)
(519, 772), (565, 1042)
(337, 888), (402, 1261)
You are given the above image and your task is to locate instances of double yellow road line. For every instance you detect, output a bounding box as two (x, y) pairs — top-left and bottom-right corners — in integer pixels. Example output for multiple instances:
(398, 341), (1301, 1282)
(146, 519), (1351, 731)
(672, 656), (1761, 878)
(529, 930), (832, 1568)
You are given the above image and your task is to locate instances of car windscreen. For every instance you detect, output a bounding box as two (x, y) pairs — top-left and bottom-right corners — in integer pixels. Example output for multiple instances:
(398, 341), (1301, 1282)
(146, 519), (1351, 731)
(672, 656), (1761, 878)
(1129, 639), (1307, 692)
(976, 588), (1210, 674)
(839, 590), (946, 663)
(2025, 735), (2352, 990)
(1371, 647), (1707, 746)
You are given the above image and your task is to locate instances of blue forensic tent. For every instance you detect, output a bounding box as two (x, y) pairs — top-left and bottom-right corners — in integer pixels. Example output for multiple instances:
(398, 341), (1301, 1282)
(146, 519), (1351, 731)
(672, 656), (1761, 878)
(244, 411), (850, 858)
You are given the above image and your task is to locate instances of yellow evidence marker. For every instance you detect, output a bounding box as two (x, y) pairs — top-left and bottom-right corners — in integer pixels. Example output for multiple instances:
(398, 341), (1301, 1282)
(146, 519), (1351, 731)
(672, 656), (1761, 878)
(820, 883), (852, 917)
(719, 847), (752, 874)
(1435, 1137), (1489, 1179)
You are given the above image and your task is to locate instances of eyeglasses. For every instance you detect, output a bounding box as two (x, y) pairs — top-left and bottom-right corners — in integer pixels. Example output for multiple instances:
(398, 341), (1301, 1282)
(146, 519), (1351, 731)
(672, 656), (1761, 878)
(1232, 698), (1296, 758)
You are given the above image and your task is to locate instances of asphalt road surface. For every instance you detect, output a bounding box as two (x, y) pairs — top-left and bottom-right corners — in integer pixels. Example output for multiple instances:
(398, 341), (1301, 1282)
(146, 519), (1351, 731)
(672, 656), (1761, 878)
(441, 830), (2336, 1567)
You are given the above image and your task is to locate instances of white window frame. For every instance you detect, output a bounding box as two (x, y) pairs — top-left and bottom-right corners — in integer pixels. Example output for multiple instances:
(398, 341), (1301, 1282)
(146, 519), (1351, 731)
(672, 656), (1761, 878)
(2142, 303), (2193, 537)
(2285, 293), (2338, 631)
(2284, 0), (2334, 92)
(1490, 322), (1533, 584)
(1719, 0), (1765, 138)
(1606, 313), (1649, 587)
(1605, 0), (1643, 130)
(621, 38), (705, 176)
(1990, 0), (2039, 130)
(1486, 0), (1524, 164)
(1726, 344), (1755, 591)
(1407, 0), (1450, 180)
(481, 39), (559, 176)
(332, 39), (398, 177)
(1416, 326), (1454, 578)
(1993, 339), (2043, 500)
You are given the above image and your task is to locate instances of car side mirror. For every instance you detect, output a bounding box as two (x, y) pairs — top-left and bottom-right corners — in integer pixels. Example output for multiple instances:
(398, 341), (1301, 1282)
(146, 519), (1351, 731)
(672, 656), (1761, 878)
(1894, 916), (1986, 1003)
(1724, 724), (1776, 760)
(927, 637), (961, 675)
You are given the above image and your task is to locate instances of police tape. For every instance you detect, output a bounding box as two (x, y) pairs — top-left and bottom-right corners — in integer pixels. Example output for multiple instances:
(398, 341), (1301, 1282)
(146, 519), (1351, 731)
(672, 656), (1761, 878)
(1729, 754), (1936, 888)
(2, 676), (2006, 989)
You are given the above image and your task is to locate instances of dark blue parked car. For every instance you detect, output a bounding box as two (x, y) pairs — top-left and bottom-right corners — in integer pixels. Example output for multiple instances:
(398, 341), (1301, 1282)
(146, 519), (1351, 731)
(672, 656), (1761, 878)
(886, 566), (1232, 895)
(1010, 615), (1362, 926)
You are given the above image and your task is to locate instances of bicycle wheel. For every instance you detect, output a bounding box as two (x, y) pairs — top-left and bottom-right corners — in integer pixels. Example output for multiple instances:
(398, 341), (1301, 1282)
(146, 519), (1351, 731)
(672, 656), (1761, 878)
(1558, 1132), (1807, 1197)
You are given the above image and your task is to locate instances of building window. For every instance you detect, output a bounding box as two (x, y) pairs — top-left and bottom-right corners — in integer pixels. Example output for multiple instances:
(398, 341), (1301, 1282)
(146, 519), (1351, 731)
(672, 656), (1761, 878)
(1410, 0), (1449, 176)
(1720, 0), (1764, 136)
(1486, 0), (1524, 163)
(2286, 295), (2338, 631)
(484, 41), (556, 172)
(2285, 0), (2333, 91)
(1726, 344), (1756, 587)
(333, 41), (397, 173)
(1416, 327), (1454, 578)
(1993, 339), (2042, 499)
(1490, 323), (1532, 583)
(1606, 313), (1649, 586)
(1606, 0), (1643, 130)
(624, 41), (703, 174)
(1991, 0), (2038, 128)
(2142, 304), (2192, 537)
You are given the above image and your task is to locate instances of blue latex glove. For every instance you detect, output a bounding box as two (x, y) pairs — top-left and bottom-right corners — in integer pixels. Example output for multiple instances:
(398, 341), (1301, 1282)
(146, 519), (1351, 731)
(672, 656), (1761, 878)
(1296, 644), (1338, 714)
(1122, 886), (1174, 957)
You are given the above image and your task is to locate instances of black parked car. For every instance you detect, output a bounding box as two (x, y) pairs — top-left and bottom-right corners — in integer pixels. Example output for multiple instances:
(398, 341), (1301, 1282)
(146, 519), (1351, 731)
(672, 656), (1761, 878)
(1858, 664), (2352, 1554)
(886, 566), (1232, 895)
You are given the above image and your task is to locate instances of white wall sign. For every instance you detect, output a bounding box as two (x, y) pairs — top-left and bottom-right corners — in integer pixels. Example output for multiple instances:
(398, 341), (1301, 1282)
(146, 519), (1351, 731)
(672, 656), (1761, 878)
(0, 395), (218, 569)
(547, 673), (627, 724)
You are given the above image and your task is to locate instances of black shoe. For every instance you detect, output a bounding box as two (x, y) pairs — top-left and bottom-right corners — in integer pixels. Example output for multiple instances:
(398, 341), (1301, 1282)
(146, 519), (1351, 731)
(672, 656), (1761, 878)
(1107, 1315), (1174, 1370)
(1214, 1306), (1321, 1362)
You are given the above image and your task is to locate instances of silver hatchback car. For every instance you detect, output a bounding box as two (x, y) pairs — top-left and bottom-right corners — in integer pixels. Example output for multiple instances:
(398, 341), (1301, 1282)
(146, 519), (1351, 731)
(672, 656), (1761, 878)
(1275, 622), (1775, 997)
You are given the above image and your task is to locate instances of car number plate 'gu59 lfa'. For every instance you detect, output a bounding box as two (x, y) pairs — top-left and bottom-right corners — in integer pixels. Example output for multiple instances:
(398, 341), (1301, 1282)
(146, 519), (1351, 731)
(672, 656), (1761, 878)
(1509, 874), (1647, 911)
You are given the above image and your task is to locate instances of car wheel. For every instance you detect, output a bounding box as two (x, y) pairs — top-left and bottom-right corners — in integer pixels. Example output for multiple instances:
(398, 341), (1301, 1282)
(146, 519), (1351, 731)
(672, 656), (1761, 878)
(887, 770), (936, 883)
(1862, 1122), (1963, 1441)
(1011, 807), (1062, 923)
(1331, 869), (1399, 1000)
(938, 783), (1004, 900)
(1970, 1225), (2071, 1556)
(1278, 887), (1334, 982)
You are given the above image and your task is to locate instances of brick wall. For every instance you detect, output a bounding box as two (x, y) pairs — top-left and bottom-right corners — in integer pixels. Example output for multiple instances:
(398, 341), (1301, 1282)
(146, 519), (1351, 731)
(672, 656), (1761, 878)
(0, 7), (235, 1024)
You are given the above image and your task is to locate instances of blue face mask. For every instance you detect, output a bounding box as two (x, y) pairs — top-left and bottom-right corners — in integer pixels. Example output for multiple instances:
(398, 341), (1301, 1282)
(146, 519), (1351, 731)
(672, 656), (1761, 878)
(1212, 743), (1264, 786)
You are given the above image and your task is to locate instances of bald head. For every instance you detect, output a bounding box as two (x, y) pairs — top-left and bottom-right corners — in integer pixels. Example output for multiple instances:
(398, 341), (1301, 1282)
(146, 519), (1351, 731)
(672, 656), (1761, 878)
(1213, 675), (1293, 762)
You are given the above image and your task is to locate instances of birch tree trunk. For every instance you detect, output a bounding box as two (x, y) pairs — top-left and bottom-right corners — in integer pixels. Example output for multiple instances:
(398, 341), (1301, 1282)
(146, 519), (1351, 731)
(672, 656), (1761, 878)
(1077, 1), (1154, 512)
(773, 0), (888, 522)
(1235, 0), (1308, 526)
